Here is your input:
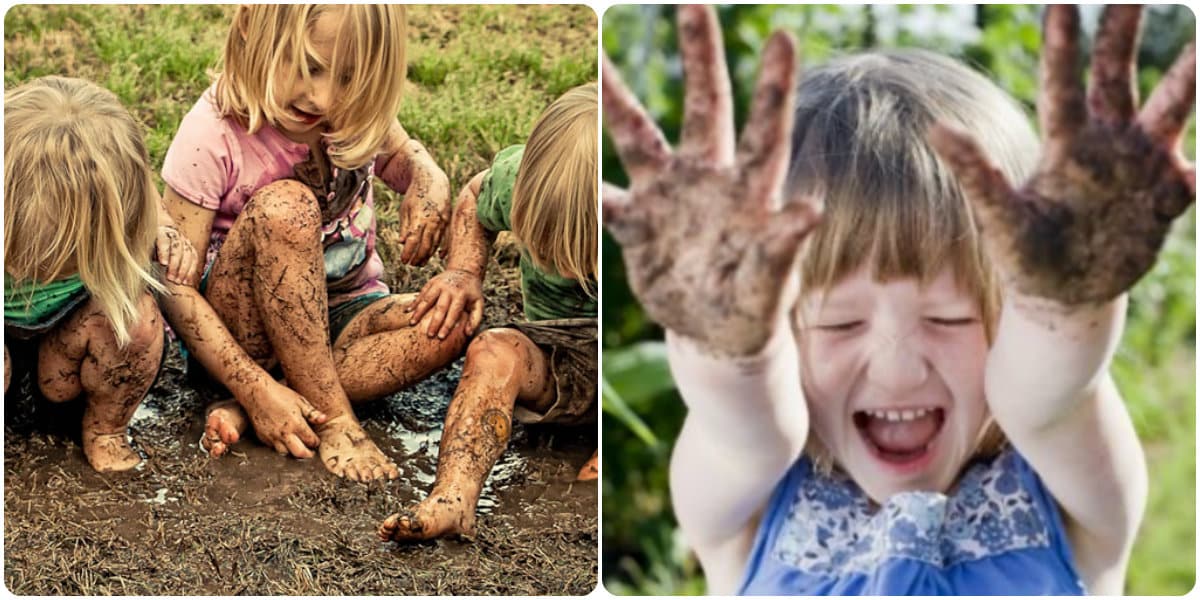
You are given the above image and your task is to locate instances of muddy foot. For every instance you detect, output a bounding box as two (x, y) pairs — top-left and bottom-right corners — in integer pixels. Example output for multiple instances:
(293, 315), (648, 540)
(201, 399), (249, 458)
(82, 431), (141, 472)
(378, 493), (476, 542)
(577, 451), (598, 481)
(317, 414), (399, 481)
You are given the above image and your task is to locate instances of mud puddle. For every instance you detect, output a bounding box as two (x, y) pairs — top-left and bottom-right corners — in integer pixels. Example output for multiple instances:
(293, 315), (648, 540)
(5, 337), (597, 594)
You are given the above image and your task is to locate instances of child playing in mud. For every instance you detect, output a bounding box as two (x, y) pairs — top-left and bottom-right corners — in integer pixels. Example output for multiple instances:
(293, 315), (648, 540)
(158, 5), (463, 482)
(4, 76), (197, 472)
(603, 5), (1193, 595)
(378, 82), (598, 542)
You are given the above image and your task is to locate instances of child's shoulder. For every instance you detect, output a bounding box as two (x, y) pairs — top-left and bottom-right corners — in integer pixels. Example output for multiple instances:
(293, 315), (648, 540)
(475, 144), (526, 231)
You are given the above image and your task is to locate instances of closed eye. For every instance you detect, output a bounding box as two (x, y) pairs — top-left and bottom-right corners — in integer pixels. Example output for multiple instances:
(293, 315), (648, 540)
(816, 321), (863, 332)
(925, 317), (976, 327)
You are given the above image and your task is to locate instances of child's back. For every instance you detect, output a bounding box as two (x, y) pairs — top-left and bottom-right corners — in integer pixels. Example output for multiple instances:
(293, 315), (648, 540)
(4, 76), (169, 472)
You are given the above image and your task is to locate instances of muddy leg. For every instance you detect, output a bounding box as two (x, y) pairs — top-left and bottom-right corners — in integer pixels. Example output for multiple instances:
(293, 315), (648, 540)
(205, 180), (395, 480)
(38, 293), (163, 472)
(332, 294), (470, 402)
(379, 328), (553, 542)
(4, 344), (10, 393)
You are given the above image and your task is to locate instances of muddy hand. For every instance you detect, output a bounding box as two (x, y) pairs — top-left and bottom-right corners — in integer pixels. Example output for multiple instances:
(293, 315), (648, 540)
(242, 379), (326, 459)
(405, 269), (484, 339)
(155, 224), (200, 286)
(603, 5), (821, 356)
(399, 190), (450, 266)
(929, 6), (1195, 307)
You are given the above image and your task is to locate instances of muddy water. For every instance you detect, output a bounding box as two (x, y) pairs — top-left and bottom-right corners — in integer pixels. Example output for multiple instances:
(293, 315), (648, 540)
(5, 343), (597, 595)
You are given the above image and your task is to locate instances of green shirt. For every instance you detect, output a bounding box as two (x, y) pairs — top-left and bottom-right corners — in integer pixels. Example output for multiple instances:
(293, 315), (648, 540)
(476, 145), (596, 321)
(4, 274), (87, 327)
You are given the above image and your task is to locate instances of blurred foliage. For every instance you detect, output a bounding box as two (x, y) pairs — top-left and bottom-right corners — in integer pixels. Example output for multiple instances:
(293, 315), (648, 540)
(601, 5), (1196, 595)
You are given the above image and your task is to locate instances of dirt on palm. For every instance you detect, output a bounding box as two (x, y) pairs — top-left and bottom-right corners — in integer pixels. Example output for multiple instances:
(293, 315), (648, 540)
(4, 241), (598, 595)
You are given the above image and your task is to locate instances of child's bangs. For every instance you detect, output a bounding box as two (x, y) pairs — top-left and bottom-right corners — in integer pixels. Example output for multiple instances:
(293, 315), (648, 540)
(790, 103), (993, 313)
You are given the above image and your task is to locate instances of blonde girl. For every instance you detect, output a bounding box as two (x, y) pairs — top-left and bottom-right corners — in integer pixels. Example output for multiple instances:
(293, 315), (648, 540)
(159, 5), (462, 482)
(602, 5), (1193, 595)
(378, 83), (598, 543)
(4, 76), (195, 472)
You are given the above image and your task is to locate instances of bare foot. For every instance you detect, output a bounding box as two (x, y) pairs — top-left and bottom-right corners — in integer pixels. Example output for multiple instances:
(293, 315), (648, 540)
(378, 492), (475, 542)
(82, 430), (141, 472)
(317, 413), (399, 481)
(201, 399), (249, 458)
(577, 451), (598, 481)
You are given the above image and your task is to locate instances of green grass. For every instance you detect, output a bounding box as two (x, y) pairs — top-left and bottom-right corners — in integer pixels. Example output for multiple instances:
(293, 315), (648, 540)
(3, 4), (597, 218)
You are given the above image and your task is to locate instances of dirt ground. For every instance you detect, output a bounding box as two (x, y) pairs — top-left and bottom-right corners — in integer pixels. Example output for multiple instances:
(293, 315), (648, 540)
(3, 242), (598, 595)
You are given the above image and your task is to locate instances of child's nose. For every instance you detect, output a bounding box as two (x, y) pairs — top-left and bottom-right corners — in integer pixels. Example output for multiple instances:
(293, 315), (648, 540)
(864, 331), (928, 393)
(306, 80), (332, 114)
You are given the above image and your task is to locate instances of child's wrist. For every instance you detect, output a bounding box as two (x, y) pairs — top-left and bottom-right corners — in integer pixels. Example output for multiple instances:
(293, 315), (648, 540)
(666, 320), (792, 370)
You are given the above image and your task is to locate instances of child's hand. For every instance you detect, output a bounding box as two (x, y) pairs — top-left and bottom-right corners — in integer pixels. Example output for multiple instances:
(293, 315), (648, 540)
(243, 379), (327, 459)
(405, 269), (484, 339)
(603, 6), (821, 357)
(155, 224), (200, 286)
(929, 5), (1194, 308)
(398, 186), (450, 266)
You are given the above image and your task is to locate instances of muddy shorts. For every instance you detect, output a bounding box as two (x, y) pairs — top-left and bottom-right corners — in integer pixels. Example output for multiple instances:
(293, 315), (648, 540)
(508, 318), (597, 426)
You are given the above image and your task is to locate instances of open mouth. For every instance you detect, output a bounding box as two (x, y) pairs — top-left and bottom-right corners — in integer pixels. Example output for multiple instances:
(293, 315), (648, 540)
(290, 105), (322, 125)
(853, 407), (945, 468)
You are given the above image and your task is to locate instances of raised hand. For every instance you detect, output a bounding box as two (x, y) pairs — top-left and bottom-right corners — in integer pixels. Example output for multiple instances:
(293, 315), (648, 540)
(603, 5), (821, 357)
(929, 5), (1195, 307)
(398, 187), (450, 266)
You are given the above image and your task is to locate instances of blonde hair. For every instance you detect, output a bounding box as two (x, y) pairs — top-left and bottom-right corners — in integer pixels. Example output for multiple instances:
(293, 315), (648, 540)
(786, 50), (1039, 469)
(511, 82), (598, 287)
(213, 4), (407, 169)
(4, 76), (161, 346)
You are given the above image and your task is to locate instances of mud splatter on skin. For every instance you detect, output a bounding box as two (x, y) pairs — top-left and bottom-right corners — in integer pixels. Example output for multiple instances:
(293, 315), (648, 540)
(930, 5), (1196, 309)
(28, 294), (164, 472)
(377, 137), (452, 266)
(603, 7), (817, 357)
(379, 329), (552, 543)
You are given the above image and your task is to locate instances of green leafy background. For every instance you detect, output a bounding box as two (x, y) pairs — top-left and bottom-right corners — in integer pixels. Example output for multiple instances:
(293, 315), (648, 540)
(602, 5), (1196, 595)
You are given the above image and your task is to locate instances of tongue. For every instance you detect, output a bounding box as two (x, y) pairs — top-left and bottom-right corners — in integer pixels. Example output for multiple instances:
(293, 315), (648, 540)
(864, 413), (939, 453)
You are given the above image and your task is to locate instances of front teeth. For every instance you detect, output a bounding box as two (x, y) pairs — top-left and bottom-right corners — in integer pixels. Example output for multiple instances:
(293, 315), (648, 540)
(866, 408), (932, 422)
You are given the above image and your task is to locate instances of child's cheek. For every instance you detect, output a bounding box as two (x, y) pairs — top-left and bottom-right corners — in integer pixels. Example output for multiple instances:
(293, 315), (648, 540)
(799, 333), (859, 406)
(925, 326), (989, 400)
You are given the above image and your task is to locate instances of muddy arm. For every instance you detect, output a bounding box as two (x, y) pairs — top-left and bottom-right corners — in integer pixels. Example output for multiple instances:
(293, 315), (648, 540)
(925, 7), (1192, 590)
(444, 171), (493, 278)
(376, 119), (452, 265)
(157, 187), (276, 403)
(404, 171), (493, 338)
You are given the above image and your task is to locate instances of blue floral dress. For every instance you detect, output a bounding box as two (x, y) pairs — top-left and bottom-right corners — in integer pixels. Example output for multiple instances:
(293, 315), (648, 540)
(738, 449), (1086, 595)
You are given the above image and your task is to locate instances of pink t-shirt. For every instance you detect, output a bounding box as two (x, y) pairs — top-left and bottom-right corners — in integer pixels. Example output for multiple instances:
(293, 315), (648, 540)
(161, 88), (387, 305)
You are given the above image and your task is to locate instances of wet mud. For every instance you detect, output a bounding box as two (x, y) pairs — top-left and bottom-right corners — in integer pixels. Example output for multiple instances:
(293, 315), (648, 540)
(4, 244), (597, 595)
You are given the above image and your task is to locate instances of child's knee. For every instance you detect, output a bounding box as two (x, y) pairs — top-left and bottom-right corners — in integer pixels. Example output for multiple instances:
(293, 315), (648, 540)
(464, 328), (527, 374)
(246, 180), (321, 243)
